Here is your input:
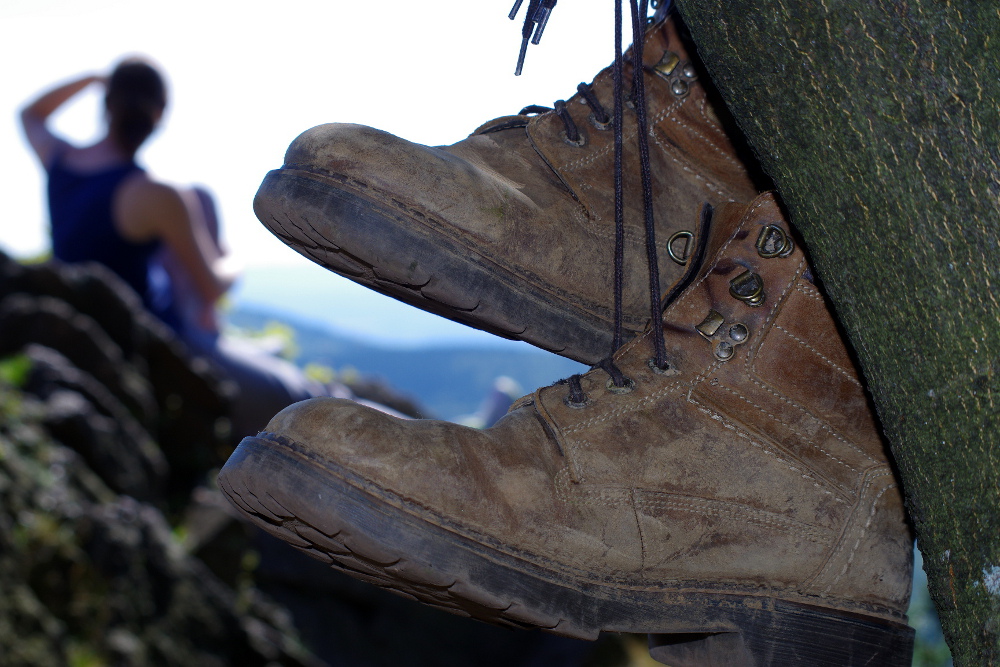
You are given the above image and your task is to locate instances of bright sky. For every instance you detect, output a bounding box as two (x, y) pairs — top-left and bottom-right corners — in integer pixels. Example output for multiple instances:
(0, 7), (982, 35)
(0, 0), (621, 347)
(1, 0), (616, 263)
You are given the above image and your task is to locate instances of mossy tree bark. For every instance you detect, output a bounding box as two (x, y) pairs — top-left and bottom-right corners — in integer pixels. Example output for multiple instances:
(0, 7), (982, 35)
(675, 0), (1000, 662)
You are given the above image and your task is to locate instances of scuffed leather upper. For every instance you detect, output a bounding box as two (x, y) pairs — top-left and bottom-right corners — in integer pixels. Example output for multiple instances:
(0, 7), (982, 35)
(263, 193), (913, 622)
(281, 15), (759, 337)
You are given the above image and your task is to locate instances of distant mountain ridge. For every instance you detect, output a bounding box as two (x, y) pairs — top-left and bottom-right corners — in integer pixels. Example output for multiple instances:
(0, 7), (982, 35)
(225, 306), (587, 420)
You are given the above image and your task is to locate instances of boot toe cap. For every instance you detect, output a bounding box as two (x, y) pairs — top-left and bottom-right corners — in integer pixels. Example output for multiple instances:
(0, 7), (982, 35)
(279, 123), (534, 225)
(283, 123), (424, 177)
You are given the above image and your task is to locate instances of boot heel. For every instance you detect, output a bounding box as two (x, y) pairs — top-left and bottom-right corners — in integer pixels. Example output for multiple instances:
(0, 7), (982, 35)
(647, 599), (914, 667)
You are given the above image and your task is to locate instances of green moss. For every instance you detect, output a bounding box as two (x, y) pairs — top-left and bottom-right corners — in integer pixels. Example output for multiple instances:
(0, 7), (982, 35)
(0, 355), (31, 388)
(67, 642), (108, 667)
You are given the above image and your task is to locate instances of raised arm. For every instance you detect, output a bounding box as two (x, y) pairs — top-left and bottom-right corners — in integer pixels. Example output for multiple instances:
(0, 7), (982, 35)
(19, 74), (104, 167)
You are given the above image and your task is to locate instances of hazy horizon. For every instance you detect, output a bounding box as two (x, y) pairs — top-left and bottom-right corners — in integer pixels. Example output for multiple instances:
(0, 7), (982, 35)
(228, 261), (547, 351)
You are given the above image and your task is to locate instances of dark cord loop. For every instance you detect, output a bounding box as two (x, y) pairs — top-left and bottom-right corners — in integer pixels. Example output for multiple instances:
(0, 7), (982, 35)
(553, 100), (582, 145)
(598, 358), (630, 388)
(561, 355), (640, 404)
(576, 82), (612, 127)
(564, 374), (588, 407)
(515, 2), (692, 405)
(519, 104), (553, 116)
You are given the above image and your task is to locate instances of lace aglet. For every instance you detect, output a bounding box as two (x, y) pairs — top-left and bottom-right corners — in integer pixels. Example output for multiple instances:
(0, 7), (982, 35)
(508, 0), (525, 20)
(514, 36), (529, 76)
(530, 7), (552, 44)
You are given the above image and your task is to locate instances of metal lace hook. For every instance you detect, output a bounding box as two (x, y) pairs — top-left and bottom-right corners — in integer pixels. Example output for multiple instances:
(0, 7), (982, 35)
(666, 230), (694, 265)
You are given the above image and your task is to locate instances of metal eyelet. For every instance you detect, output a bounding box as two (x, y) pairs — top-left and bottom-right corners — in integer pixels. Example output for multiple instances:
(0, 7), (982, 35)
(647, 358), (677, 375)
(606, 377), (636, 394)
(715, 341), (735, 361)
(564, 395), (590, 408)
(589, 113), (613, 131)
(561, 131), (586, 148)
(681, 63), (698, 80)
(671, 79), (690, 97)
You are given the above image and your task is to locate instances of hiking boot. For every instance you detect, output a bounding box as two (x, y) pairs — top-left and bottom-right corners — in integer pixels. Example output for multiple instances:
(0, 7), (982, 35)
(219, 192), (914, 666)
(253, 12), (760, 364)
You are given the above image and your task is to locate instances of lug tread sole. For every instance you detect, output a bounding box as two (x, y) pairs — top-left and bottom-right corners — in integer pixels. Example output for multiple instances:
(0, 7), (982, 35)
(254, 168), (637, 364)
(219, 435), (914, 665)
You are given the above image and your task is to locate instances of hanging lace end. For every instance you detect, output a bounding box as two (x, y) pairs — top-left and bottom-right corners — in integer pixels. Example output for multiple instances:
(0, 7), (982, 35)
(530, 1), (557, 45)
(515, 37), (530, 76)
(509, 0), (556, 75)
(513, 0), (539, 75)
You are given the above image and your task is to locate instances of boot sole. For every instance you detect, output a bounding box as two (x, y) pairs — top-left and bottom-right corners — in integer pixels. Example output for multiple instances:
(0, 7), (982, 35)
(219, 433), (914, 666)
(254, 168), (632, 364)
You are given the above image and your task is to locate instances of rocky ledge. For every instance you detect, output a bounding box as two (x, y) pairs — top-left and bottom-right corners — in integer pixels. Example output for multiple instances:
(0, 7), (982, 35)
(0, 252), (634, 667)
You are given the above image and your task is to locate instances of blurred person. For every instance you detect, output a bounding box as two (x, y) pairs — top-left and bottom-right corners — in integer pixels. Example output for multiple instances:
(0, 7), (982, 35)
(154, 184), (228, 350)
(20, 57), (324, 438)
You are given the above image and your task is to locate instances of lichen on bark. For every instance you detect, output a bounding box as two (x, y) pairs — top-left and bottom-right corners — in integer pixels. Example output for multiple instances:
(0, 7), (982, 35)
(675, 0), (1000, 662)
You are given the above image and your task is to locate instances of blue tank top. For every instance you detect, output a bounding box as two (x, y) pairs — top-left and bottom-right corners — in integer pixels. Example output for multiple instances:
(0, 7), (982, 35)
(47, 152), (178, 329)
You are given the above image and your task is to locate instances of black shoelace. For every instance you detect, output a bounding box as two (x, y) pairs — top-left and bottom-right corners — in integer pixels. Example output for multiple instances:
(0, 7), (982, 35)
(510, 0), (681, 403)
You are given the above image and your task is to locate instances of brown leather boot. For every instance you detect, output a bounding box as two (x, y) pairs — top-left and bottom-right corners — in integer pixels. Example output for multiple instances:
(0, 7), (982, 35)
(220, 193), (914, 665)
(253, 12), (760, 364)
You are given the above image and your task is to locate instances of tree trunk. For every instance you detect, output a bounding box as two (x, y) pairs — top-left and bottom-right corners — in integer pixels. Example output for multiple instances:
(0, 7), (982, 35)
(673, 0), (1000, 662)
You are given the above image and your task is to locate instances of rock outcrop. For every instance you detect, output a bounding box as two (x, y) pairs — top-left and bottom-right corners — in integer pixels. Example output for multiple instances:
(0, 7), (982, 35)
(0, 252), (632, 667)
(0, 252), (318, 666)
